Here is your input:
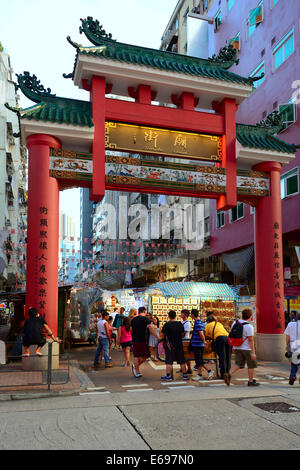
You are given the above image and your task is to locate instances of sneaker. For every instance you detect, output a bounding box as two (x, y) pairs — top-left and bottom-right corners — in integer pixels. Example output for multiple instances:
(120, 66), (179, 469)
(105, 363), (113, 368)
(135, 373), (142, 378)
(248, 380), (260, 386)
(289, 377), (296, 386)
(161, 374), (173, 381)
(132, 364), (139, 377)
(182, 374), (188, 380)
(35, 351), (43, 356)
(207, 370), (214, 380)
(193, 365), (198, 371)
(192, 374), (202, 381)
(224, 373), (231, 386)
(22, 352), (30, 357)
(186, 369), (193, 375)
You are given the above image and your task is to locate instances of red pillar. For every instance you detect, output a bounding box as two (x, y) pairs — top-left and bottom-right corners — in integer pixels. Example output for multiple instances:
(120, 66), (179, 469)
(217, 98), (237, 211)
(26, 134), (61, 336)
(91, 75), (106, 201)
(253, 161), (285, 358)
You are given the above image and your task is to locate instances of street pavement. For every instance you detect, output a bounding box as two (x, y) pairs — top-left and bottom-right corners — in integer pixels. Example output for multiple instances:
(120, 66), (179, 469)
(1, 344), (300, 450)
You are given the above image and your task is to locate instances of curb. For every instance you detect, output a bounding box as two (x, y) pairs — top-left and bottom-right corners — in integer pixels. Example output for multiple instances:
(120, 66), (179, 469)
(0, 360), (91, 402)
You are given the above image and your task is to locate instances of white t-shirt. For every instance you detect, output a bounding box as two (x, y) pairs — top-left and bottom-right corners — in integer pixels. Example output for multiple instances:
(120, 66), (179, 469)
(231, 320), (254, 351)
(285, 321), (300, 350)
(97, 319), (107, 338)
(181, 320), (191, 341)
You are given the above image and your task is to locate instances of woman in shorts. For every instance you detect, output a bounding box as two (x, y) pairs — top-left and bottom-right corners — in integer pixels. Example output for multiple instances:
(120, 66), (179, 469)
(118, 316), (132, 367)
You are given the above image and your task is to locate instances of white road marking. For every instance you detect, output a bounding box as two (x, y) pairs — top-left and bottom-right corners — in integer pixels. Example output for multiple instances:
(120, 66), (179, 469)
(126, 388), (154, 392)
(168, 385), (196, 390)
(122, 384), (149, 388)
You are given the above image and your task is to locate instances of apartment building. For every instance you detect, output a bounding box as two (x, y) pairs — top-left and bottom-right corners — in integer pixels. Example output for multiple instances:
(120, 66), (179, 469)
(0, 47), (27, 291)
(161, 0), (300, 291)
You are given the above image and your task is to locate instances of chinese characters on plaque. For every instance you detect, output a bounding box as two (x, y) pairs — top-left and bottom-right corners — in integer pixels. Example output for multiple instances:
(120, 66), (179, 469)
(105, 121), (222, 162)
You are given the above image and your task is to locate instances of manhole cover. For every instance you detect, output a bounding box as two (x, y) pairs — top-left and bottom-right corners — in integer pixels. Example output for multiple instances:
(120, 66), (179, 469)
(254, 402), (300, 414)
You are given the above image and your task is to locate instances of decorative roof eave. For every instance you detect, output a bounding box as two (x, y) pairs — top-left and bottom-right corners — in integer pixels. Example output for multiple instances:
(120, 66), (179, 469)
(20, 117), (94, 152)
(77, 16), (252, 76)
(73, 55), (253, 106)
(237, 145), (296, 167)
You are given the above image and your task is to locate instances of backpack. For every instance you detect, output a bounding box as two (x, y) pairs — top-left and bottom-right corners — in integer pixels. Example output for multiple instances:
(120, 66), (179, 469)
(228, 321), (249, 347)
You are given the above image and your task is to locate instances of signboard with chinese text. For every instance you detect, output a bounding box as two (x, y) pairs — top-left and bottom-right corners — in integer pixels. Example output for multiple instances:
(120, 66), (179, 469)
(105, 121), (222, 162)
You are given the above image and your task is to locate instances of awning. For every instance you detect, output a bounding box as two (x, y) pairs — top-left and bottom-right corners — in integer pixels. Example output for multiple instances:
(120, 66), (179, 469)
(145, 282), (238, 300)
(221, 245), (254, 280)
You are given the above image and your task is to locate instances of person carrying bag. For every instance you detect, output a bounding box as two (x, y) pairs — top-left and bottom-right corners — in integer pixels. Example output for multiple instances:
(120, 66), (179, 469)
(205, 314), (231, 380)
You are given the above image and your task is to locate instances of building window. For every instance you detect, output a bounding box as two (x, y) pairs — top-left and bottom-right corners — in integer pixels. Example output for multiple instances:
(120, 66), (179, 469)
(250, 60), (265, 88)
(281, 167), (299, 199)
(216, 211), (225, 229)
(247, 1), (263, 38)
(231, 202), (244, 222)
(214, 9), (222, 32)
(227, 0), (237, 11)
(273, 29), (294, 70)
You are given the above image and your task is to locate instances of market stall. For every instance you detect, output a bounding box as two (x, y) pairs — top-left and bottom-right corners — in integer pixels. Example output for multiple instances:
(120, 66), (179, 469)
(144, 281), (238, 331)
(103, 288), (146, 314)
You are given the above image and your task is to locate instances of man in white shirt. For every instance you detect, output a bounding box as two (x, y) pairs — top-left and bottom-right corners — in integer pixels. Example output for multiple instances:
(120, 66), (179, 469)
(285, 314), (300, 385)
(180, 309), (193, 375)
(224, 309), (259, 387)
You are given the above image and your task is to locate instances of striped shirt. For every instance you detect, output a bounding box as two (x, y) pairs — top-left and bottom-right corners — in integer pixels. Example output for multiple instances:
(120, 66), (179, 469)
(191, 319), (205, 347)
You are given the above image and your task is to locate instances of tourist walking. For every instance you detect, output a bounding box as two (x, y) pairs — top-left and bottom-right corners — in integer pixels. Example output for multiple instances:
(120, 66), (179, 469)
(118, 316), (132, 367)
(113, 307), (126, 348)
(190, 309), (214, 381)
(285, 312), (300, 385)
(22, 307), (61, 356)
(224, 308), (259, 386)
(128, 308), (138, 322)
(131, 306), (158, 378)
(93, 311), (113, 368)
(205, 314), (231, 379)
(160, 310), (188, 381)
(148, 315), (161, 362)
(181, 309), (193, 374)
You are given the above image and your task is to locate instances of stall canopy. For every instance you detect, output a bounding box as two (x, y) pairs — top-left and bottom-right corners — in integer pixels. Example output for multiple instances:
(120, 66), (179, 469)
(145, 282), (238, 301)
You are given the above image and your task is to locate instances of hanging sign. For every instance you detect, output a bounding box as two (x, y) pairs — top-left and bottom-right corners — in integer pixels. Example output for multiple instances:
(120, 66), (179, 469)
(105, 121), (223, 162)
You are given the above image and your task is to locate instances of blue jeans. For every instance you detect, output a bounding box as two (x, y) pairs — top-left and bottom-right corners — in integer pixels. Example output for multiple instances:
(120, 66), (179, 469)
(94, 336), (110, 365)
(290, 363), (299, 379)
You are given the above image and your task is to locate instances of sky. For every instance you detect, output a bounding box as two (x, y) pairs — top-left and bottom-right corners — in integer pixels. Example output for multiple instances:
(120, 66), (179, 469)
(1, 0), (179, 236)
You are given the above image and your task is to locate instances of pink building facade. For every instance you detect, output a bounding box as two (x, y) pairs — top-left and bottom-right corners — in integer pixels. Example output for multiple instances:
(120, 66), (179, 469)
(205, 0), (300, 290)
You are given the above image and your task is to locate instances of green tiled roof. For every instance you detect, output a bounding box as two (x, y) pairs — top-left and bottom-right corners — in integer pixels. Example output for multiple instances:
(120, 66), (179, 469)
(21, 98), (93, 127)
(236, 123), (298, 154)
(16, 72), (297, 154)
(66, 16), (254, 87)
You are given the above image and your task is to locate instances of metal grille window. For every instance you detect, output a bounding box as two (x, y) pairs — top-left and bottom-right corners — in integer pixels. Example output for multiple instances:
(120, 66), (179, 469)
(281, 167), (299, 199)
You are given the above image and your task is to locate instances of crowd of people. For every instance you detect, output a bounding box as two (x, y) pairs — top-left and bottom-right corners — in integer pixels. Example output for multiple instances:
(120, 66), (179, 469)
(91, 304), (268, 386)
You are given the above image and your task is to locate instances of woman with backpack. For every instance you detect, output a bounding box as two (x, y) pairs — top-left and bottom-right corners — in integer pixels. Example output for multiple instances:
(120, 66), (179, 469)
(223, 308), (259, 387)
(204, 314), (231, 380)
